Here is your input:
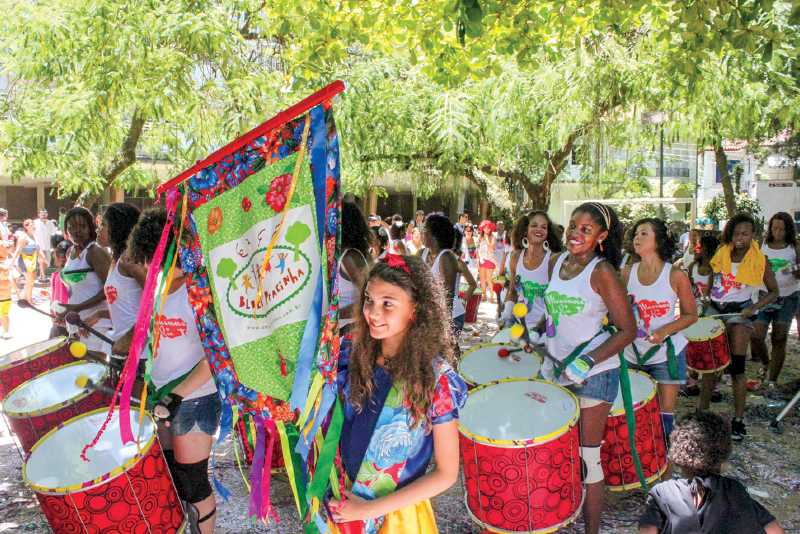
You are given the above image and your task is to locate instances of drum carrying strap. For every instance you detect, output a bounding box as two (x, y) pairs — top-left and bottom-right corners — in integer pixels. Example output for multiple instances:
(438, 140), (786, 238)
(618, 353), (651, 490)
(632, 336), (679, 381)
(551, 330), (607, 377)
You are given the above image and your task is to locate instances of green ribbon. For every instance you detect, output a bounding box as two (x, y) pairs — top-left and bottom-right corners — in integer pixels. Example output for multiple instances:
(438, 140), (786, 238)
(307, 396), (343, 503)
(552, 330), (605, 377)
(632, 336), (679, 380)
(617, 354), (650, 490)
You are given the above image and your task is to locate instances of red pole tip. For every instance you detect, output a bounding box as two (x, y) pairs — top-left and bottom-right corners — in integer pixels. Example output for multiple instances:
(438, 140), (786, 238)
(493, 283), (503, 293)
(498, 349), (510, 357)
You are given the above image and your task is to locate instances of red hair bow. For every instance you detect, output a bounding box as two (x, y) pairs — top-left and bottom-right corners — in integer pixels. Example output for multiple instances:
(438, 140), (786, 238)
(379, 253), (411, 274)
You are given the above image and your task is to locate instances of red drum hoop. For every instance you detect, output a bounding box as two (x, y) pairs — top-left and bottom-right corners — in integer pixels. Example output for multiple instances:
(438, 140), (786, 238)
(459, 379), (583, 533)
(601, 370), (667, 490)
(0, 338), (73, 401)
(23, 407), (185, 534)
(683, 318), (731, 373)
(459, 343), (542, 390)
(2, 361), (113, 453)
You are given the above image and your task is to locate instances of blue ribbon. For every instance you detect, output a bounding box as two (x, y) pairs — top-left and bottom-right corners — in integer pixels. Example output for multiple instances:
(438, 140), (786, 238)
(291, 270), (323, 411)
(211, 399), (234, 502)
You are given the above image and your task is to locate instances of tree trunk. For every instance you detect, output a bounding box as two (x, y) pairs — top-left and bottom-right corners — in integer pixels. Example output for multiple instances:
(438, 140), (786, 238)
(79, 108), (147, 208)
(713, 139), (737, 217)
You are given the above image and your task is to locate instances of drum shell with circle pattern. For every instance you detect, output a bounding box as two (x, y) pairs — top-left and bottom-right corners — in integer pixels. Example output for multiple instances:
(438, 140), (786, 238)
(459, 343), (541, 390)
(459, 379), (582, 533)
(23, 407), (185, 534)
(0, 338), (73, 401)
(683, 318), (730, 373)
(2, 361), (113, 453)
(601, 370), (667, 490)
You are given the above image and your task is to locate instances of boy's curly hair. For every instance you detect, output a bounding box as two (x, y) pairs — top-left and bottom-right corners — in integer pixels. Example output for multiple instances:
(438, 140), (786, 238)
(347, 256), (456, 431)
(669, 411), (731, 474)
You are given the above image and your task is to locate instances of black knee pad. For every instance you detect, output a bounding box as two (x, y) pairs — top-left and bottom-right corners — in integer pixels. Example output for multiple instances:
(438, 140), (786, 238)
(172, 459), (212, 504)
(729, 354), (746, 376)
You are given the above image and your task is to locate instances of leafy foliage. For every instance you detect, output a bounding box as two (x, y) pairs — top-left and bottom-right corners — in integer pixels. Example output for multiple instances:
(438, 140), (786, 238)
(701, 192), (763, 225)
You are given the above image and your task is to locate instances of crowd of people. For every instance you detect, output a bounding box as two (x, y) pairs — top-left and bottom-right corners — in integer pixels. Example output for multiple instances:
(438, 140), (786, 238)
(1, 199), (792, 534)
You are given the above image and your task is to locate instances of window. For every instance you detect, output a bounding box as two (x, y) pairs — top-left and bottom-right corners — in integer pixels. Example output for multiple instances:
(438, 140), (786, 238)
(715, 160), (740, 183)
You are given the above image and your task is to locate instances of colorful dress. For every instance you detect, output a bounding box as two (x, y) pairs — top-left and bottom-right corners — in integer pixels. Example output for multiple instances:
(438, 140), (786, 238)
(334, 354), (468, 534)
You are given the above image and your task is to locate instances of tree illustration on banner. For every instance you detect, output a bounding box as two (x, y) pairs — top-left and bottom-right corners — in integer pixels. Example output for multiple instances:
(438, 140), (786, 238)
(286, 221), (311, 262)
(217, 258), (239, 289)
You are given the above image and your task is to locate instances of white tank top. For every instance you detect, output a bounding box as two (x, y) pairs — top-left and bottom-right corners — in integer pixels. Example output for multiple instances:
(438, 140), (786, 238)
(389, 240), (405, 255)
(542, 254), (615, 386)
(690, 263), (709, 307)
(761, 243), (799, 297)
(710, 262), (752, 303)
(63, 242), (109, 323)
(338, 249), (367, 328)
(515, 249), (551, 329)
(430, 249), (466, 318)
(623, 263), (688, 365)
(151, 284), (217, 400)
(105, 260), (143, 342)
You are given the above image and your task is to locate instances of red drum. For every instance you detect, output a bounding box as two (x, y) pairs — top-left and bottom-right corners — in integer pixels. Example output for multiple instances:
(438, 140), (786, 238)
(0, 338), (73, 401)
(2, 361), (113, 453)
(235, 412), (285, 469)
(683, 318), (730, 373)
(601, 370), (667, 490)
(23, 407), (186, 534)
(459, 379), (582, 533)
(460, 289), (484, 323)
(459, 343), (541, 390)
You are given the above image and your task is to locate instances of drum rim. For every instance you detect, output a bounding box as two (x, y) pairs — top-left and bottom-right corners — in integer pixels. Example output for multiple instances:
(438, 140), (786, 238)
(683, 318), (726, 341)
(490, 329), (518, 344)
(609, 370), (657, 417)
(2, 361), (109, 418)
(0, 337), (68, 372)
(22, 406), (157, 495)
(458, 378), (579, 447)
(458, 343), (542, 387)
(462, 486), (584, 533)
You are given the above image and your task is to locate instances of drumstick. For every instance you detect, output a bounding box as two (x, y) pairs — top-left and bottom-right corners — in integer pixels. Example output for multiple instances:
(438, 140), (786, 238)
(493, 283), (504, 313)
(70, 341), (124, 372)
(75, 376), (140, 406)
(16, 298), (55, 318)
(497, 347), (523, 357)
(65, 312), (115, 345)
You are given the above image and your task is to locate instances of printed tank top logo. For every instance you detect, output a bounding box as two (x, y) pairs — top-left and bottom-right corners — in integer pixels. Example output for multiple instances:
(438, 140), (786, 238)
(105, 285), (118, 305)
(544, 291), (585, 336)
(635, 298), (670, 328)
(154, 315), (187, 339)
(769, 257), (791, 273)
(521, 281), (547, 304)
(711, 272), (741, 299)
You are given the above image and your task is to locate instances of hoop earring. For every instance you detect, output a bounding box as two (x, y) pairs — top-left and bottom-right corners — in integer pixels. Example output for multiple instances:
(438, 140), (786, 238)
(522, 238), (529, 249)
(599, 240), (604, 252)
(542, 240), (549, 251)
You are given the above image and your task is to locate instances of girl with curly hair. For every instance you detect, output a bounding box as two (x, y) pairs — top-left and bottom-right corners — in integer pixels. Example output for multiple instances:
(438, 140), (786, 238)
(531, 202), (636, 534)
(751, 212), (800, 386)
(83, 203), (147, 363)
(128, 207), (221, 534)
(639, 411), (784, 534)
(57, 207), (111, 353)
(702, 213), (779, 441)
(621, 218), (698, 479)
(328, 256), (468, 534)
(498, 210), (563, 329)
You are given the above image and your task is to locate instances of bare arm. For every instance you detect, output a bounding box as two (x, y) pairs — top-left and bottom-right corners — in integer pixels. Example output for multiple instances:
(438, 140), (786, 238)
(86, 244), (112, 285)
(764, 521), (786, 534)
(744, 262), (779, 317)
(119, 252), (149, 287)
(459, 259), (477, 302)
(587, 262), (637, 365)
(647, 268), (698, 344)
(439, 251), (459, 314)
(330, 419), (460, 521)
(8, 235), (26, 265)
(339, 250), (369, 321)
(793, 243), (800, 280)
(639, 527), (658, 534)
(503, 250), (521, 304)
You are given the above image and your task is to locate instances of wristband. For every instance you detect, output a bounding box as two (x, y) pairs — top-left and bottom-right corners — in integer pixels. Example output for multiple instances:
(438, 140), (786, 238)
(155, 393), (184, 422)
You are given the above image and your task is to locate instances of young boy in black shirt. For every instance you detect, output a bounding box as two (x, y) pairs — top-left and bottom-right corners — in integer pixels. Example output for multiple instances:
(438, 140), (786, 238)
(639, 411), (784, 534)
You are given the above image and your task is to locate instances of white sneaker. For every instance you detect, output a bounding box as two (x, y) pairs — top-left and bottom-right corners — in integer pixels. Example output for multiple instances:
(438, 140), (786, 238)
(1, 332), (11, 339)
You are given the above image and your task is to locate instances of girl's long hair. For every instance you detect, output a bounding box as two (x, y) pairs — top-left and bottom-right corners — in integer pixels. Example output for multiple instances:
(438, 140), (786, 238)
(347, 257), (456, 431)
(572, 203), (623, 268)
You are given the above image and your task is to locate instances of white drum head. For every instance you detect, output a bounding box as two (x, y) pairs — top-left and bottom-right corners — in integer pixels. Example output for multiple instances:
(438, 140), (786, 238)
(3, 362), (107, 416)
(682, 318), (725, 341)
(609, 370), (656, 416)
(459, 379), (578, 445)
(460, 343), (541, 386)
(24, 408), (155, 493)
(491, 328), (517, 345)
(0, 338), (66, 369)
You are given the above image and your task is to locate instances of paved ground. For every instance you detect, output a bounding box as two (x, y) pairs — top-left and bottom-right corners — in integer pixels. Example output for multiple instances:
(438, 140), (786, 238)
(1, 296), (799, 533)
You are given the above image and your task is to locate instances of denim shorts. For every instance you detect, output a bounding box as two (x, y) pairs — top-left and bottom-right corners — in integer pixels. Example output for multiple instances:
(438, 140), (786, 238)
(563, 367), (620, 404)
(755, 291), (800, 326)
(169, 393), (222, 437)
(628, 348), (687, 385)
